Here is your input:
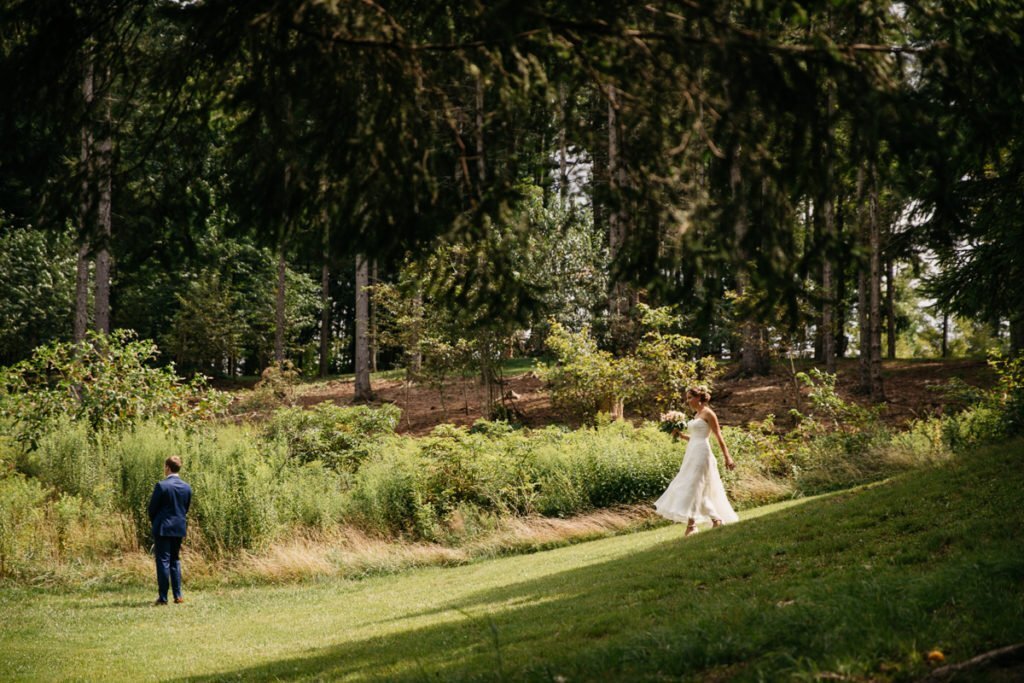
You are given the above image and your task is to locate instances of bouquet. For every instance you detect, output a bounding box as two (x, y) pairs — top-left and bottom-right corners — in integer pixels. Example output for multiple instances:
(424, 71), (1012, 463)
(659, 410), (688, 435)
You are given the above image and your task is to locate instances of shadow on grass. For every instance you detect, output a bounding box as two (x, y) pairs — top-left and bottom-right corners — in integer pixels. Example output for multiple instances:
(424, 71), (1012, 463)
(79, 598), (159, 610)
(174, 446), (1024, 682)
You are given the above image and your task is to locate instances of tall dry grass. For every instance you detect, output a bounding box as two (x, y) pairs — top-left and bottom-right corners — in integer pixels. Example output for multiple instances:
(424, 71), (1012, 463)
(10, 506), (658, 588)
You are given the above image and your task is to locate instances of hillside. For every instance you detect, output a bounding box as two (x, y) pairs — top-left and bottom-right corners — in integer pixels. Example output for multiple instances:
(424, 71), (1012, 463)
(3, 439), (1021, 681)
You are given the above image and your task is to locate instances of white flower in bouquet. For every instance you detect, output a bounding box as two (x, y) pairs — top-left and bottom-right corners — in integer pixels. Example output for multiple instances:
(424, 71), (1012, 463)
(659, 410), (688, 434)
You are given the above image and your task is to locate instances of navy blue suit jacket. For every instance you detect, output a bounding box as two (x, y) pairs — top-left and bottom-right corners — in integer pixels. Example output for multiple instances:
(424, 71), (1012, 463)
(148, 474), (192, 538)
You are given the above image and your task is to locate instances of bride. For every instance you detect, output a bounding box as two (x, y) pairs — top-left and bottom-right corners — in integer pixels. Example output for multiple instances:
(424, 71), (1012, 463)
(654, 386), (738, 536)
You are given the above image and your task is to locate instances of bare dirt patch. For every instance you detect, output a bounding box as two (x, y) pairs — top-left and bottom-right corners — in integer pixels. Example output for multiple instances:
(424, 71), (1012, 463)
(226, 358), (994, 434)
(290, 371), (572, 435)
(714, 358), (993, 429)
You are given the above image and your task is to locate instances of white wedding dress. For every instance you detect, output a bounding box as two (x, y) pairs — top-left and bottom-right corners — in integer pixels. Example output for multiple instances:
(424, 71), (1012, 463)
(654, 417), (739, 525)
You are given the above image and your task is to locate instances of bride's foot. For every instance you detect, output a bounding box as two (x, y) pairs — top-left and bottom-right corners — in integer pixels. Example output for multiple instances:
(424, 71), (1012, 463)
(684, 520), (698, 537)
(711, 519), (724, 529)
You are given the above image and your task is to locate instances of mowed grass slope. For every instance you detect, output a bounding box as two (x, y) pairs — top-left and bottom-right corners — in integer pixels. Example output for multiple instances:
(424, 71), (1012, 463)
(2, 441), (1022, 682)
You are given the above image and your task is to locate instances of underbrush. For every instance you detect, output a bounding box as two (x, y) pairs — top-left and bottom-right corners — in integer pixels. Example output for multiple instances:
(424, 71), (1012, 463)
(1, 357), (1021, 587)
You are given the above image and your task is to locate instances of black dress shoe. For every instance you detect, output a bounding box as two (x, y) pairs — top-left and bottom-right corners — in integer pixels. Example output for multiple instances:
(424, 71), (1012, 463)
(153, 599), (168, 606)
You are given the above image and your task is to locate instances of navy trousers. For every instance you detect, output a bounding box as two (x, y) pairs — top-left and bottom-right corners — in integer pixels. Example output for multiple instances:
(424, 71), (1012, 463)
(154, 535), (184, 602)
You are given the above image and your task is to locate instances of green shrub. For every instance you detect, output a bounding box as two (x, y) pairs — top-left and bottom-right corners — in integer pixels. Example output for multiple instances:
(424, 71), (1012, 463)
(345, 421), (681, 539)
(531, 457), (586, 517)
(28, 418), (114, 505)
(416, 426), (493, 515)
(989, 353), (1024, 437)
(264, 402), (401, 472)
(539, 322), (638, 420)
(0, 330), (228, 445)
(470, 436), (540, 516)
(794, 368), (882, 432)
(442, 501), (501, 544)
(794, 432), (895, 494)
(111, 427), (184, 548)
(418, 424), (538, 517)
(275, 462), (349, 530)
(566, 421), (678, 509)
(720, 418), (799, 507)
(722, 416), (791, 477)
(231, 361), (300, 414)
(940, 405), (1005, 453)
(887, 418), (953, 468)
(188, 428), (281, 553)
(540, 308), (719, 420)
(0, 474), (47, 578)
(52, 492), (87, 559)
(631, 304), (720, 416)
(346, 448), (423, 537)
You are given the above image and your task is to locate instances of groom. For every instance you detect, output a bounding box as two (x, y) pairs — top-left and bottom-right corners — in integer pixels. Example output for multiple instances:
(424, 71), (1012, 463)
(148, 455), (192, 605)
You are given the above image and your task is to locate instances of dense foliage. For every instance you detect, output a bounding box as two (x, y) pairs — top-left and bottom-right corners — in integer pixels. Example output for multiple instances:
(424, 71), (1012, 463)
(541, 306), (719, 419)
(1, 0), (1022, 382)
(0, 331), (227, 444)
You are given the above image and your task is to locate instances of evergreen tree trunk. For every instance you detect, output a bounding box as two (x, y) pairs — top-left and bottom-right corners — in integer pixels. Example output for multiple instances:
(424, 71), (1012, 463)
(559, 82), (569, 205)
(729, 151), (770, 377)
(740, 322), (770, 376)
(856, 166), (871, 393)
(1009, 314), (1024, 355)
(738, 271), (770, 376)
(93, 99), (112, 334)
(835, 195), (848, 359)
(835, 278), (848, 358)
(318, 190), (331, 377)
(74, 243), (91, 343)
(857, 268), (870, 391)
(607, 91), (623, 276)
(821, 243), (835, 373)
(318, 259), (330, 378)
(354, 253), (373, 401)
(810, 200), (823, 362)
(75, 51), (94, 344)
(819, 86), (837, 374)
(868, 169), (885, 401)
(474, 75), (486, 186)
(410, 289), (423, 377)
(941, 312), (949, 358)
(590, 92), (608, 257)
(607, 87), (635, 348)
(886, 258), (897, 359)
(370, 259), (378, 373)
(473, 80), (500, 412)
(274, 250), (286, 364)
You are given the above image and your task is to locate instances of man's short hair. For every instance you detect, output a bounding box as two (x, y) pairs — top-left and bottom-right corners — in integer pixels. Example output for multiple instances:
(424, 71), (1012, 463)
(165, 456), (183, 473)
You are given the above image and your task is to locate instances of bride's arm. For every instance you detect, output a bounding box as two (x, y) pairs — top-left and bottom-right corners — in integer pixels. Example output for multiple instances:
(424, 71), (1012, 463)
(705, 411), (736, 470)
(671, 429), (690, 442)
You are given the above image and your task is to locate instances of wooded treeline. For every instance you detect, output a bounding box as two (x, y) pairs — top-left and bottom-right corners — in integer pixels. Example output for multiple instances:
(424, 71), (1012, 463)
(1, 1), (1021, 404)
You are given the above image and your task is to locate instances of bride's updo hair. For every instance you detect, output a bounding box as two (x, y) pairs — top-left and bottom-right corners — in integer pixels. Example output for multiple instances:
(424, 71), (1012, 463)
(687, 385), (712, 404)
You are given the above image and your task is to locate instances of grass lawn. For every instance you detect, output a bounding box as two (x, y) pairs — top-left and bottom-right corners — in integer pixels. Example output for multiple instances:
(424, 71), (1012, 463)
(2, 441), (1022, 682)
(500, 357), (542, 376)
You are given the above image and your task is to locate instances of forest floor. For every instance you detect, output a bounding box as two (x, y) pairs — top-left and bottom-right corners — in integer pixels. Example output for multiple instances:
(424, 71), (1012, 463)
(4, 440), (1021, 681)
(225, 357), (995, 435)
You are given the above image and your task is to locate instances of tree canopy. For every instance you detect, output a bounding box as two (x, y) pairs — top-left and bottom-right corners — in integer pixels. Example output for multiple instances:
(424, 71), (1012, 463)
(1, 0), (1021, 372)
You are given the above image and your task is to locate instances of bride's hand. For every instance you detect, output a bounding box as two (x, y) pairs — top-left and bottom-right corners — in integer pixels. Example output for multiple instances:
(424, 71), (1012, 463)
(725, 456), (736, 470)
